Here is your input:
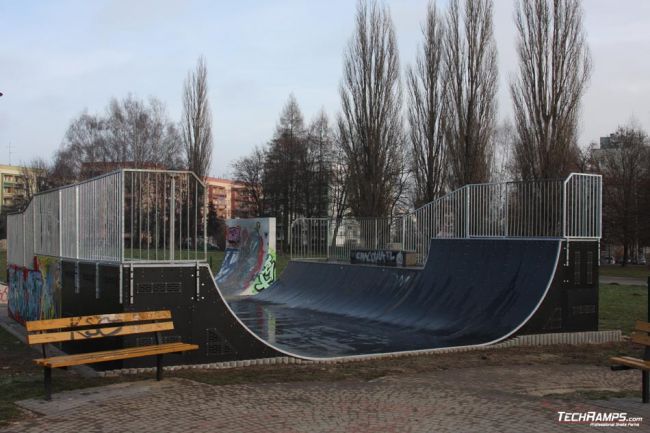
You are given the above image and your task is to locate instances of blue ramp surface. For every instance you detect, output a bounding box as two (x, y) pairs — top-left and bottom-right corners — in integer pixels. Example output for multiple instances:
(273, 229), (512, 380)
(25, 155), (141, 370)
(227, 238), (561, 359)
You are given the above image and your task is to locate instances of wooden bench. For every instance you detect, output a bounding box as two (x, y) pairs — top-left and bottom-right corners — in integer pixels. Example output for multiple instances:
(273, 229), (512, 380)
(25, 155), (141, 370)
(610, 320), (650, 403)
(26, 310), (198, 400)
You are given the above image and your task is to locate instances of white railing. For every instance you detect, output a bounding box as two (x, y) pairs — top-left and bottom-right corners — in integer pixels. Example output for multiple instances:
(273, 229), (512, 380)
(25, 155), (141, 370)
(6, 169), (208, 268)
(290, 173), (602, 265)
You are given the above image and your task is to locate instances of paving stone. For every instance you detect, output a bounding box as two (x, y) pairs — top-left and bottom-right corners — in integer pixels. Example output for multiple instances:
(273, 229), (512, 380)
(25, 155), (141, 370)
(3, 364), (649, 433)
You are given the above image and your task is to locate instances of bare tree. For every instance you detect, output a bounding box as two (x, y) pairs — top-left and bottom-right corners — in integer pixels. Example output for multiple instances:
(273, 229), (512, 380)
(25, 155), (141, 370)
(106, 96), (182, 170)
(594, 125), (648, 265)
(338, 0), (406, 218)
(19, 158), (50, 204)
(232, 146), (266, 217)
(57, 95), (181, 180)
(406, 1), (447, 207)
(182, 56), (213, 179)
(510, 0), (591, 180)
(443, 0), (498, 188)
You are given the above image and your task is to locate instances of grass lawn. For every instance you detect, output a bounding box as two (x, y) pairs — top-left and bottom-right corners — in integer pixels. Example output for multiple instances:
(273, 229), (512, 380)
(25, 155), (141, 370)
(599, 284), (647, 334)
(600, 264), (650, 280)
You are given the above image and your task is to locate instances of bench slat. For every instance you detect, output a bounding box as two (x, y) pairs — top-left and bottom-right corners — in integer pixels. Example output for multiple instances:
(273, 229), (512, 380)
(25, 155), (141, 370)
(34, 342), (198, 368)
(635, 321), (650, 333)
(27, 321), (174, 345)
(631, 332), (650, 347)
(610, 356), (650, 371)
(26, 311), (172, 332)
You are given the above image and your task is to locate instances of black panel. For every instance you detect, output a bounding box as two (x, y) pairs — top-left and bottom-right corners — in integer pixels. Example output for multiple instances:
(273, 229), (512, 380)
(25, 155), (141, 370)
(59, 261), (124, 369)
(519, 240), (599, 334)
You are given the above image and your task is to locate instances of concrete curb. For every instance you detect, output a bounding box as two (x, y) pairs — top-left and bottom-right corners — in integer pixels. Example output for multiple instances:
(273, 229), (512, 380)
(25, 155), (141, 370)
(98, 330), (623, 377)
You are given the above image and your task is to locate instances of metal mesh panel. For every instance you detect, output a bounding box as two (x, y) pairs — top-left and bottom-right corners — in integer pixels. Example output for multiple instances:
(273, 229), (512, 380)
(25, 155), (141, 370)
(290, 173), (602, 266)
(5, 169), (207, 265)
(7, 213), (25, 267)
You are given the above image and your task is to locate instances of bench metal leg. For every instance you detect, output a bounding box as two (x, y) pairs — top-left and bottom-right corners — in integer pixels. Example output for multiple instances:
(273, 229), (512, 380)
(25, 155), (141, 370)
(44, 367), (52, 401)
(643, 371), (649, 404)
(156, 355), (163, 381)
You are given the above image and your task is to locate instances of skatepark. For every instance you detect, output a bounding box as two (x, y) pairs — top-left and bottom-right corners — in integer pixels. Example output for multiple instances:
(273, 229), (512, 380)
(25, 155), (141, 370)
(3, 169), (650, 431)
(4, 169), (603, 366)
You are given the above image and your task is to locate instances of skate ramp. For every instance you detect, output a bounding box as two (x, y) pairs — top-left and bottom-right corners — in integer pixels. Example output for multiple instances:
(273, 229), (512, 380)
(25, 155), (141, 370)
(226, 238), (562, 359)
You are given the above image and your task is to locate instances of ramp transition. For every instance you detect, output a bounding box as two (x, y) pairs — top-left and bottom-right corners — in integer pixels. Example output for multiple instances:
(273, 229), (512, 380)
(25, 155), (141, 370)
(221, 238), (562, 359)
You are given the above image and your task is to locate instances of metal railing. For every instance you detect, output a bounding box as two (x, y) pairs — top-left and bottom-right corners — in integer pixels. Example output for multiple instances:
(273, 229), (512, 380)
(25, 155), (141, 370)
(290, 173), (602, 265)
(7, 169), (207, 268)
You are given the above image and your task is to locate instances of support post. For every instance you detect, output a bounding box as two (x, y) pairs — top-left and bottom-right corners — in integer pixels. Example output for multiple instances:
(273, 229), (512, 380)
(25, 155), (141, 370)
(643, 371), (649, 404)
(44, 367), (52, 401)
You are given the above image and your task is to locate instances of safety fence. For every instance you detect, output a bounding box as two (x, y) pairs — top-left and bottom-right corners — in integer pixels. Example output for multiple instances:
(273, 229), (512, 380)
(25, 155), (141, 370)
(7, 169), (207, 268)
(290, 173), (601, 265)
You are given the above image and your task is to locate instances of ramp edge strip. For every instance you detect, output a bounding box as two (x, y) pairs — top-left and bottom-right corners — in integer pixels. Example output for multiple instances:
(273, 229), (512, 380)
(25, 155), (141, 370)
(98, 330), (622, 376)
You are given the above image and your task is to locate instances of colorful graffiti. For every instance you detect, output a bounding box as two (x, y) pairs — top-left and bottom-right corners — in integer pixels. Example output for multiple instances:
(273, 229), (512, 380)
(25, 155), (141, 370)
(7, 256), (60, 324)
(216, 218), (276, 297)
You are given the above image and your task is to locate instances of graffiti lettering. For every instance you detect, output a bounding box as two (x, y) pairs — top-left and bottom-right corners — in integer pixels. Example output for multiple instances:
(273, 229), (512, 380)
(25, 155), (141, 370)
(350, 249), (410, 267)
(253, 250), (277, 293)
(71, 325), (124, 340)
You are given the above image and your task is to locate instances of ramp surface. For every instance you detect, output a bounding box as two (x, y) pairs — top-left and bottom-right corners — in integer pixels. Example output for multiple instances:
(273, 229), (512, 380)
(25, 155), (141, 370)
(226, 238), (561, 359)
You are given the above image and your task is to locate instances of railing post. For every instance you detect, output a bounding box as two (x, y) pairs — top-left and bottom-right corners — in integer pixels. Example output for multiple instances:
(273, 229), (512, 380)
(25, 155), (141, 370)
(170, 176), (175, 262)
(504, 183), (509, 237)
(375, 219), (378, 249)
(289, 219), (293, 260)
(120, 171), (125, 263)
(58, 190), (62, 257)
(203, 185), (207, 261)
(326, 219), (331, 260)
(562, 175), (569, 238)
(465, 186), (470, 238)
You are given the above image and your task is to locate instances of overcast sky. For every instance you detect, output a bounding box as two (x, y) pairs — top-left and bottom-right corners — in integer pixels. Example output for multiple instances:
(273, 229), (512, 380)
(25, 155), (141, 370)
(1, 0), (649, 177)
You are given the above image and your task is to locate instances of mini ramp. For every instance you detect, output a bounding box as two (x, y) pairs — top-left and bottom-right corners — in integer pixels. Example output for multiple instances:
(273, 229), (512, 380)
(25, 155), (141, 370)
(216, 238), (562, 360)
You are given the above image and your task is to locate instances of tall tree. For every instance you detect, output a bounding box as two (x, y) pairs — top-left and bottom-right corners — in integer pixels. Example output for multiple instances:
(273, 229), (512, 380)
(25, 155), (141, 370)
(182, 56), (213, 179)
(510, 0), (591, 180)
(443, 0), (498, 188)
(263, 95), (308, 250)
(338, 0), (406, 218)
(406, 1), (447, 207)
(595, 125), (648, 266)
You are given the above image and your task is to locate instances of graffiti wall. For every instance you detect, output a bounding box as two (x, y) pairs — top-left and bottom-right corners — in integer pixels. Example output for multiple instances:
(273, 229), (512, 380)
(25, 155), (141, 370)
(7, 256), (61, 324)
(216, 218), (276, 297)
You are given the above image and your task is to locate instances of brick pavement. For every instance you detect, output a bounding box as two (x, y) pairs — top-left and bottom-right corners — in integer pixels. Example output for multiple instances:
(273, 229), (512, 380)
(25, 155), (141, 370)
(3, 364), (650, 433)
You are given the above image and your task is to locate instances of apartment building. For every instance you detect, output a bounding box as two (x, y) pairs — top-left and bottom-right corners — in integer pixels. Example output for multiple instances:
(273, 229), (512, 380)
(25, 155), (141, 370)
(204, 177), (255, 219)
(0, 164), (31, 212)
